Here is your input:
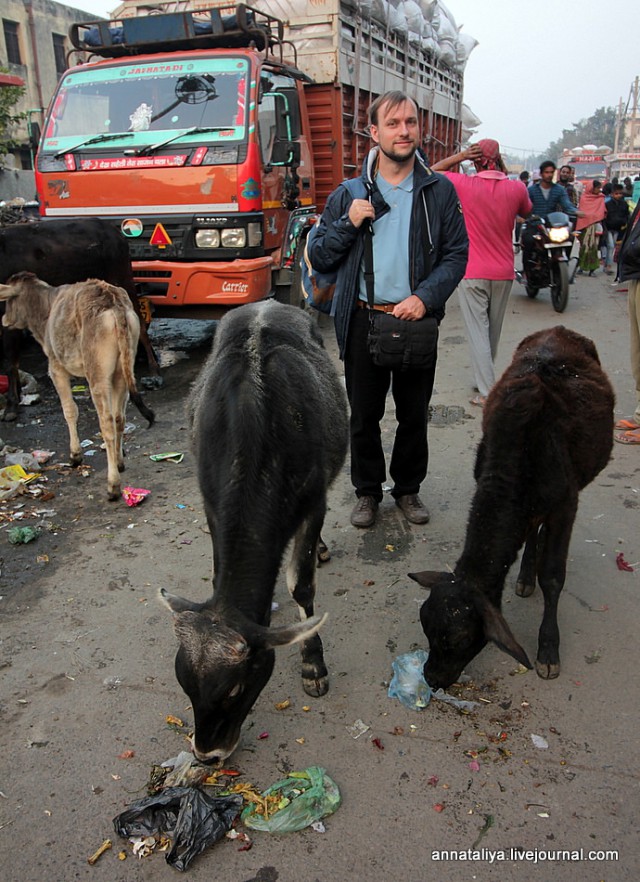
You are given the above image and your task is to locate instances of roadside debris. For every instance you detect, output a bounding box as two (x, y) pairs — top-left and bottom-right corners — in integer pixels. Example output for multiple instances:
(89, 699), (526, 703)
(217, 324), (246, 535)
(531, 734), (549, 750)
(122, 486), (151, 507)
(87, 838), (112, 865)
(113, 787), (242, 872)
(150, 452), (184, 464)
(240, 767), (341, 834)
(615, 551), (634, 572)
(7, 525), (41, 545)
(388, 650), (481, 712)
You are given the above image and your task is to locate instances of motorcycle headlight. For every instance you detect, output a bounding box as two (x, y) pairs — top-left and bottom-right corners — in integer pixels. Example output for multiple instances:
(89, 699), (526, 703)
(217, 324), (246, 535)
(549, 227), (570, 243)
(221, 227), (246, 248)
(195, 229), (220, 248)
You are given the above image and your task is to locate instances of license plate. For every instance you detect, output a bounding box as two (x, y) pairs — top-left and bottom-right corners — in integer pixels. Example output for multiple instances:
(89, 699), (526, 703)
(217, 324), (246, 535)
(138, 296), (152, 325)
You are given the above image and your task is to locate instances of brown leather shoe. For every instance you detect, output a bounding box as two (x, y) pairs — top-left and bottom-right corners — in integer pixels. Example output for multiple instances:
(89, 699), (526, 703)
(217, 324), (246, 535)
(395, 494), (430, 524)
(350, 495), (378, 528)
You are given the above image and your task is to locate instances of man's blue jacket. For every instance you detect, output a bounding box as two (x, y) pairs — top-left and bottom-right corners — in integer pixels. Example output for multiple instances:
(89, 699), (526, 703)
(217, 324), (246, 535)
(308, 147), (468, 359)
(527, 182), (577, 221)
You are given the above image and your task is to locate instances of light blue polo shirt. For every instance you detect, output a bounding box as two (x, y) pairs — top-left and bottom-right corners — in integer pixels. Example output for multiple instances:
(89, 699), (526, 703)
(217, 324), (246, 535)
(359, 171), (413, 304)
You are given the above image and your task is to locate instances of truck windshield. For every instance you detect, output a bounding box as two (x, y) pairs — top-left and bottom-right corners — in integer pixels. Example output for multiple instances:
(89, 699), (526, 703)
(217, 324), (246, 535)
(570, 160), (607, 180)
(42, 56), (249, 154)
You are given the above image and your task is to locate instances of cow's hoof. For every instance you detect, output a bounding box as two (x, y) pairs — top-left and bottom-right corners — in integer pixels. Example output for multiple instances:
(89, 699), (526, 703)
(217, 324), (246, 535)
(516, 581), (535, 597)
(141, 375), (164, 390)
(535, 659), (560, 679)
(302, 675), (329, 697)
(2, 409), (18, 422)
(317, 540), (331, 564)
(118, 463), (125, 473)
(70, 454), (83, 468)
(108, 487), (121, 502)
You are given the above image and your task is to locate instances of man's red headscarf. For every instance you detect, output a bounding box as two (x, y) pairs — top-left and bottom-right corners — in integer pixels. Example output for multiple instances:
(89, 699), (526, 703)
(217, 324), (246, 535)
(474, 139), (507, 174)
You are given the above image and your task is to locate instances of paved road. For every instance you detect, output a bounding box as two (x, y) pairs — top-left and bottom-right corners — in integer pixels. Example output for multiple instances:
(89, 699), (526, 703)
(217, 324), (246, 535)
(1, 272), (637, 881)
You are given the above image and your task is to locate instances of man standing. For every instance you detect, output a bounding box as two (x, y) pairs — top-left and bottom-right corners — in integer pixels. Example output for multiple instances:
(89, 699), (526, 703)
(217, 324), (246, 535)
(309, 91), (468, 527)
(432, 140), (532, 405)
(557, 164), (579, 207)
(604, 183), (630, 275)
(613, 201), (640, 444)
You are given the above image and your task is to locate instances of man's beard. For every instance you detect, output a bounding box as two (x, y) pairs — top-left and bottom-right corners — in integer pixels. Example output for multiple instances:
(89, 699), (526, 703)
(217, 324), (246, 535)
(378, 142), (417, 164)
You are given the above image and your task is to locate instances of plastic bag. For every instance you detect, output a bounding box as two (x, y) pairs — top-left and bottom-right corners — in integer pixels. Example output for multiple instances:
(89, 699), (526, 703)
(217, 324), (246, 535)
(388, 649), (432, 709)
(241, 767), (341, 833)
(113, 786), (242, 871)
(7, 526), (41, 545)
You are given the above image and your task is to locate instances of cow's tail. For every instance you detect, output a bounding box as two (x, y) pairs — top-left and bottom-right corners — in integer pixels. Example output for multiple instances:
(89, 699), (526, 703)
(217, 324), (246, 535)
(114, 306), (155, 427)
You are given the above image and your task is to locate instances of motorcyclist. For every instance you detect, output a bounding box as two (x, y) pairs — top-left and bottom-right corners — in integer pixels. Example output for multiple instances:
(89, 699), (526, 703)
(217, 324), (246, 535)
(522, 161), (584, 271)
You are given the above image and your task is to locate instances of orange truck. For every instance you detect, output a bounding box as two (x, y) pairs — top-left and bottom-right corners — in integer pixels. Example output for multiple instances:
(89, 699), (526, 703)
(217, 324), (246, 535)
(35, 2), (463, 319)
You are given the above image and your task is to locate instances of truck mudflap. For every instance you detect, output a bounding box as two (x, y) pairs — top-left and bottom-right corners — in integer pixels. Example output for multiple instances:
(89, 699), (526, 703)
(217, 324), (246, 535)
(133, 256), (274, 307)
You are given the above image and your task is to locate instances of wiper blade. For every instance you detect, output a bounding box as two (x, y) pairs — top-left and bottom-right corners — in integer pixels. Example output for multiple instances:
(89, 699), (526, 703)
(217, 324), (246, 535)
(54, 132), (134, 158)
(127, 126), (235, 157)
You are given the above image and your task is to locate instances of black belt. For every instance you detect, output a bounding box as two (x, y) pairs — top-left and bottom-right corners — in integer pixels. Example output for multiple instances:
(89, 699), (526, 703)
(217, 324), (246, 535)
(356, 300), (396, 314)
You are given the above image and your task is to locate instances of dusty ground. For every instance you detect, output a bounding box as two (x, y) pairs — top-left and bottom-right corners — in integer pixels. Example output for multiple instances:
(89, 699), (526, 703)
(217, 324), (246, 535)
(0, 275), (638, 882)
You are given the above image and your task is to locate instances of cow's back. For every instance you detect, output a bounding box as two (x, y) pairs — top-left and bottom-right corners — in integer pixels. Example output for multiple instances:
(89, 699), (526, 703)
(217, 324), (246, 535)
(189, 301), (348, 544)
(0, 219), (134, 293)
(479, 326), (614, 501)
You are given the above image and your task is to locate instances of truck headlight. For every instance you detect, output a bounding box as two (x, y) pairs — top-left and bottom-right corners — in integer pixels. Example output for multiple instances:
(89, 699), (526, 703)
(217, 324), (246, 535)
(195, 229), (220, 248)
(247, 222), (262, 247)
(221, 228), (246, 248)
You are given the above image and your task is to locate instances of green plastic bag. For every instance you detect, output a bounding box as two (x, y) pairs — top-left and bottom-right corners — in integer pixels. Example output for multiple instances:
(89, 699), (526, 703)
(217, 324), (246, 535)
(241, 766), (341, 833)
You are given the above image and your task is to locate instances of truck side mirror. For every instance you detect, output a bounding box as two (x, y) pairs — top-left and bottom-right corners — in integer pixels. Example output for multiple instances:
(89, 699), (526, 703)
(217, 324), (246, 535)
(270, 140), (300, 166)
(28, 121), (41, 150)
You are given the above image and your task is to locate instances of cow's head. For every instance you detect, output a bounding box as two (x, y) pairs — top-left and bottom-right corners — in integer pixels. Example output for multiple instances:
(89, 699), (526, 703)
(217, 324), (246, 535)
(409, 571), (532, 689)
(0, 272), (52, 333)
(160, 588), (326, 764)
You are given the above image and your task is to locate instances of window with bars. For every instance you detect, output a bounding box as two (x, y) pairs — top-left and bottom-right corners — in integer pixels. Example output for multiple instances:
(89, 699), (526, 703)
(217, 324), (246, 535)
(3, 19), (21, 65)
(52, 33), (67, 78)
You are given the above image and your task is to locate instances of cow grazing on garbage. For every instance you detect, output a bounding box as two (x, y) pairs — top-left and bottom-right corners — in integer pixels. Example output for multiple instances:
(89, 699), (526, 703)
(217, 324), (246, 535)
(0, 272), (155, 500)
(0, 218), (161, 421)
(161, 300), (348, 764)
(410, 326), (614, 689)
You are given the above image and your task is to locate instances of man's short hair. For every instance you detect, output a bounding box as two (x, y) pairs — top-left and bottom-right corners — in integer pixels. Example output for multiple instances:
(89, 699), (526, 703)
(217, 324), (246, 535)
(540, 160), (556, 174)
(519, 171), (529, 180)
(612, 183), (625, 192)
(559, 165), (573, 174)
(368, 91), (417, 127)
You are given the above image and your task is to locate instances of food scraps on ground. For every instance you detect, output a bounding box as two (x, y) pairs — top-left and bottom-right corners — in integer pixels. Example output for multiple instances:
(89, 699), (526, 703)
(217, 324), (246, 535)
(616, 551), (634, 572)
(87, 838), (112, 865)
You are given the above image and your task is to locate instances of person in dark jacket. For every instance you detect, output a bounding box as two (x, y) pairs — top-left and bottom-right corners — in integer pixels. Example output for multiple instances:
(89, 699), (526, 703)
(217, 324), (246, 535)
(614, 201), (640, 443)
(309, 90), (468, 528)
(604, 184), (630, 275)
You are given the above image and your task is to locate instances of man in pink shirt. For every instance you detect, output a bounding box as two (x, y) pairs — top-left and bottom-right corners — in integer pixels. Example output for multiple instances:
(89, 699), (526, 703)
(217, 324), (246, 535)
(433, 141), (532, 404)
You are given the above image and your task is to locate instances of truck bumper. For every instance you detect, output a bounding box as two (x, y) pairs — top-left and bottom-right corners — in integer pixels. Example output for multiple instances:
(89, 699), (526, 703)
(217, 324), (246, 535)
(133, 256), (274, 308)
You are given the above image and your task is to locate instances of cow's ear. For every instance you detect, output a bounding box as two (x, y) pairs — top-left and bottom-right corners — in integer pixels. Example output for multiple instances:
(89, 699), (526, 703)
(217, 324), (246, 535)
(159, 587), (206, 614)
(0, 284), (18, 302)
(408, 571), (454, 594)
(246, 612), (328, 650)
(472, 592), (533, 669)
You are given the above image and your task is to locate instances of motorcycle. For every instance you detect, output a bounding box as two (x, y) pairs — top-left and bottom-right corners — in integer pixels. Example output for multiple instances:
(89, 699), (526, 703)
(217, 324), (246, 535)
(518, 211), (572, 313)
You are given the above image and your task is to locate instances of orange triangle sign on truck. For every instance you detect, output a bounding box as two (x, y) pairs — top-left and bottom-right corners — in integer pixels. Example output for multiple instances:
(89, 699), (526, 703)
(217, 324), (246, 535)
(150, 223), (172, 247)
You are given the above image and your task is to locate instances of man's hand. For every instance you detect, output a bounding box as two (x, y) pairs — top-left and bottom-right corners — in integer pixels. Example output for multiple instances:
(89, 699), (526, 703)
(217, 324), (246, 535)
(393, 294), (427, 320)
(348, 199), (376, 228)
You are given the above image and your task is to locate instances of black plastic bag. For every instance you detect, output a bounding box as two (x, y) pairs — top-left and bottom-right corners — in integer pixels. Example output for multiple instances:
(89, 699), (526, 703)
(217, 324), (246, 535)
(113, 786), (242, 871)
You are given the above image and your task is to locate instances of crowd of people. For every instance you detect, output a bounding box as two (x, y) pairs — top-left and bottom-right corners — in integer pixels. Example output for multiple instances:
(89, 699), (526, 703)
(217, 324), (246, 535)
(308, 90), (640, 530)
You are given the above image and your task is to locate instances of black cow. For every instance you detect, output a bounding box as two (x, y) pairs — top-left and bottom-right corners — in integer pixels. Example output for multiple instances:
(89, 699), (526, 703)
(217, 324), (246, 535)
(161, 300), (348, 764)
(0, 218), (161, 420)
(410, 326), (614, 689)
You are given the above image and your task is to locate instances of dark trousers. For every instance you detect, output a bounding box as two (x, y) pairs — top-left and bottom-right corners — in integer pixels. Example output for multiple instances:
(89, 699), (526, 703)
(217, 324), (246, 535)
(344, 308), (437, 501)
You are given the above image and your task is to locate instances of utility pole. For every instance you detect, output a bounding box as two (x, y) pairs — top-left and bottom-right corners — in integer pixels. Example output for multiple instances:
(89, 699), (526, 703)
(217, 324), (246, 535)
(614, 97), (623, 153)
(632, 76), (639, 150)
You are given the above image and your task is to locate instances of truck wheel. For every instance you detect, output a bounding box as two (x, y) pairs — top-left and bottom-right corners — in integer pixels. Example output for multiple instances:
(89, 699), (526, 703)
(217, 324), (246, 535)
(550, 262), (569, 313)
(276, 241), (306, 309)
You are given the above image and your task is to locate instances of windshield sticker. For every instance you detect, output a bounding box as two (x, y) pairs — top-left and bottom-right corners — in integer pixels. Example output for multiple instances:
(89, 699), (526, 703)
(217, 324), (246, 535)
(79, 155), (187, 170)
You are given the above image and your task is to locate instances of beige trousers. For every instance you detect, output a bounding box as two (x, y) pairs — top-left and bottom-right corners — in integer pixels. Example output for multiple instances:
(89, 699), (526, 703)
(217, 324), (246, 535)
(457, 279), (513, 398)
(628, 279), (640, 423)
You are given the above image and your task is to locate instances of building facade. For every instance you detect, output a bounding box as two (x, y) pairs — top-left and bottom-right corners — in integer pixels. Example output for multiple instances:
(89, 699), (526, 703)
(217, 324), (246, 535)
(1, 0), (104, 169)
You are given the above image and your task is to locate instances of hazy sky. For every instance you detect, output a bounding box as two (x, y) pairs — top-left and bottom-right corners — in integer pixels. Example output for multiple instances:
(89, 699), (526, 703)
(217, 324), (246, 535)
(75, 0), (639, 157)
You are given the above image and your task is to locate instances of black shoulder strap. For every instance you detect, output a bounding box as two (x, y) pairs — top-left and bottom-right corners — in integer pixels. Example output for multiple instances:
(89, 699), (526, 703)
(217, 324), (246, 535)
(363, 220), (375, 307)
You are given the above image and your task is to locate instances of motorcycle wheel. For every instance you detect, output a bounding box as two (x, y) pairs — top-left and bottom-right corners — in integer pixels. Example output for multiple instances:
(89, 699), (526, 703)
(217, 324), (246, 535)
(526, 284), (539, 298)
(550, 261), (569, 313)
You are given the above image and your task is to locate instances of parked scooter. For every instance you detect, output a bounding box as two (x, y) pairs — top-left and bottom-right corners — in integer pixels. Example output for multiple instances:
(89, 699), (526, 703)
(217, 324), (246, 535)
(518, 211), (573, 312)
